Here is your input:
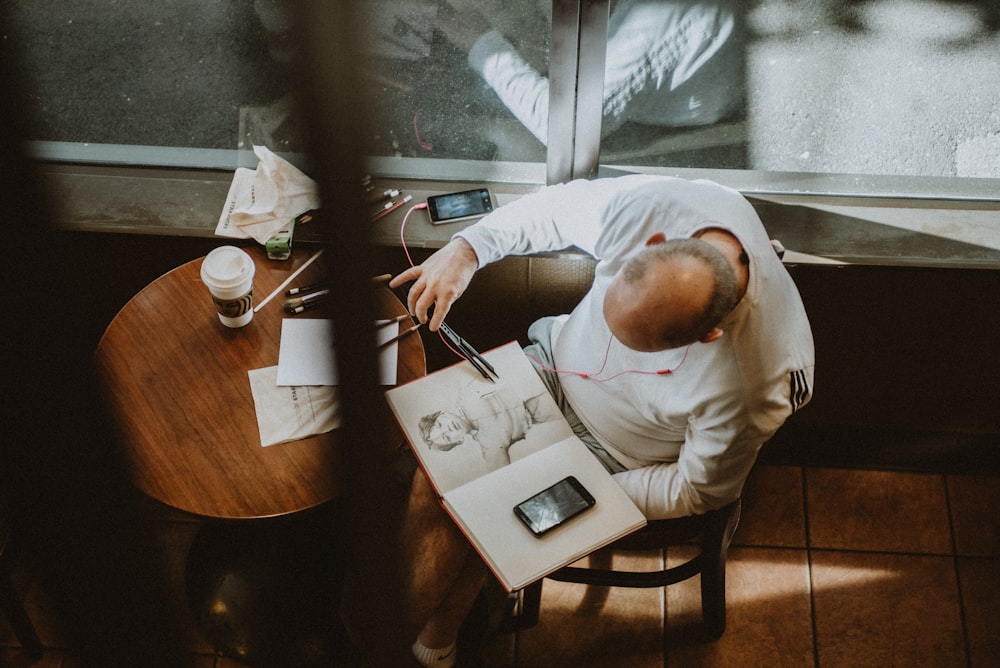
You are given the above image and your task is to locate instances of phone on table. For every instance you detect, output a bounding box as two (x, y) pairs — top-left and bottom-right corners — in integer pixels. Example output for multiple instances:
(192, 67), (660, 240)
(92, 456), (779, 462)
(426, 188), (495, 224)
(514, 476), (596, 537)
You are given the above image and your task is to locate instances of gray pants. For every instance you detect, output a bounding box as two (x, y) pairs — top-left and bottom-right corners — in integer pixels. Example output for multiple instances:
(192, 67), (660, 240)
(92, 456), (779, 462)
(523, 317), (627, 475)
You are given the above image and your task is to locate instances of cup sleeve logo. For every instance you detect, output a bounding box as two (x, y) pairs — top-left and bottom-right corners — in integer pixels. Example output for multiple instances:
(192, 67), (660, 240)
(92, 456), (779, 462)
(213, 288), (253, 318)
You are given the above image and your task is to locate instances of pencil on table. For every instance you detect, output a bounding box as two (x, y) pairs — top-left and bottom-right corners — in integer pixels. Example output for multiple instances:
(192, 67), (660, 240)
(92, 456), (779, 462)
(377, 313), (412, 327)
(378, 323), (421, 349)
(254, 248), (325, 313)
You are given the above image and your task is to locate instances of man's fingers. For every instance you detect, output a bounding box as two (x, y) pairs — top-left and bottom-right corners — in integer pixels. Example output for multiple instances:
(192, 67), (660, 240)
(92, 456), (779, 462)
(406, 279), (425, 321)
(413, 284), (448, 330)
(428, 299), (449, 332)
(388, 266), (424, 319)
(388, 238), (475, 330)
(389, 265), (420, 289)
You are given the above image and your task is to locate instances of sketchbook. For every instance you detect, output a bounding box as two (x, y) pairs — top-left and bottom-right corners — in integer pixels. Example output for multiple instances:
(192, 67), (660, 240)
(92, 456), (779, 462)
(385, 341), (646, 591)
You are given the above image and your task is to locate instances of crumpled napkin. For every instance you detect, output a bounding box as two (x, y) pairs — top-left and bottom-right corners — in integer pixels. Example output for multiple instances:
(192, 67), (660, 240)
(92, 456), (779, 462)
(215, 145), (321, 244)
(247, 366), (340, 447)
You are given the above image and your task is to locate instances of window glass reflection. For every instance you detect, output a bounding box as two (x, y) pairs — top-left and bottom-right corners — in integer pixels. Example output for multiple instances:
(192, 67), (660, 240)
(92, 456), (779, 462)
(604, 0), (1000, 179)
(597, 0), (748, 169)
(358, 1), (551, 162)
(358, 1), (748, 167)
(7, 0), (998, 185)
(599, 1), (743, 133)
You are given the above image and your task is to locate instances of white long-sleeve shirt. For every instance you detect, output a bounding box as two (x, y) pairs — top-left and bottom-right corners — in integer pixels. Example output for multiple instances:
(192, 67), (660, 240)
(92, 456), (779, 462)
(457, 175), (814, 518)
(466, 0), (742, 144)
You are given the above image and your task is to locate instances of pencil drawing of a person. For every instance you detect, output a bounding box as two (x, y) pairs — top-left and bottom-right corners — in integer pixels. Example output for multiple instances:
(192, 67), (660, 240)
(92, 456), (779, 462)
(418, 379), (557, 471)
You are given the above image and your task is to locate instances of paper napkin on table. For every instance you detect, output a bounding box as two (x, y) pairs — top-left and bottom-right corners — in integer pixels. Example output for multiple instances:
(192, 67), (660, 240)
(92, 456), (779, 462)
(215, 145), (320, 244)
(247, 318), (403, 447)
(248, 366), (340, 447)
(275, 318), (400, 386)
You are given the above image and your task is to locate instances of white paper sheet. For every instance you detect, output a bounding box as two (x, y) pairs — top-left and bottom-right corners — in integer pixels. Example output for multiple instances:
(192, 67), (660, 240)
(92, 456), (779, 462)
(215, 145), (321, 244)
(276, 318), (401, 386)
(248, 365), (340, 447)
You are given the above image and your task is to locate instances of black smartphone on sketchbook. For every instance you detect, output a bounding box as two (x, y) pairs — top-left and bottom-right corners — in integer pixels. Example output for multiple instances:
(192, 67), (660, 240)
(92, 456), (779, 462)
(514, 476), (596, 537)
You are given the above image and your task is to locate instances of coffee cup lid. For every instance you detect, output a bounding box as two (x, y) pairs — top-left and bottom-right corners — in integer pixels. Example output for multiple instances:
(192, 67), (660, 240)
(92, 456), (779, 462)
(201, 246), (255, 288)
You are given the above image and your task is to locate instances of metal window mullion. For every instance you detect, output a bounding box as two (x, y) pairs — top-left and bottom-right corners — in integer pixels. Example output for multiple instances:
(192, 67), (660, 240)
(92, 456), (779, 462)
(546, 0), (583, 185)
(546, 0), (610, 184)
(573, 0), (609, 180)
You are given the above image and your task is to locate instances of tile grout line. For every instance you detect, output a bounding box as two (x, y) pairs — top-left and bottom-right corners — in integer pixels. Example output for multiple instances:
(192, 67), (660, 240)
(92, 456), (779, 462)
(802, 466), (821, 668)
(660, 546), (668, 668)
(942, 474), (974, 668)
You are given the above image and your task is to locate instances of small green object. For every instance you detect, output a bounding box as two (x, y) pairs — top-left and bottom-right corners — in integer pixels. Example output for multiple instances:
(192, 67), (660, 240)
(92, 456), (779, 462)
(265, 217), (296, 260)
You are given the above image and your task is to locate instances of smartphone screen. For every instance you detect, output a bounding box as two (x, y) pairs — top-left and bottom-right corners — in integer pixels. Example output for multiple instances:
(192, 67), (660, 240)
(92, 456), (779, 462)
(426, 188), (495, 224)
(514, 476), (596, 537)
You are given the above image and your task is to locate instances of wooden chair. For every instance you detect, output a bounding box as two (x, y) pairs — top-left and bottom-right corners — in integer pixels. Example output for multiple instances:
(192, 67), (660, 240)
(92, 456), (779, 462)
(506, 498), (741, 640)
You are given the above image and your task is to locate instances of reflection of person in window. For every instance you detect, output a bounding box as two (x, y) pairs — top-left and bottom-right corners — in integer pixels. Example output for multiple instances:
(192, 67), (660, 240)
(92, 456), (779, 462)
(417, 383), (555, 471)
(436, 0), (744, 145)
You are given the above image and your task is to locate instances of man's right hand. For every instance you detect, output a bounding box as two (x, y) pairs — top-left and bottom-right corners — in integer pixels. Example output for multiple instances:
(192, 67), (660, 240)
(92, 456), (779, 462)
(389, 237), (480, 332)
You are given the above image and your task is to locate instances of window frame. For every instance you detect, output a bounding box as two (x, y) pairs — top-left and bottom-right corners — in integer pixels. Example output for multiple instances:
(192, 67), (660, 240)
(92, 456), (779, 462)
(22, 0), (1000, 271)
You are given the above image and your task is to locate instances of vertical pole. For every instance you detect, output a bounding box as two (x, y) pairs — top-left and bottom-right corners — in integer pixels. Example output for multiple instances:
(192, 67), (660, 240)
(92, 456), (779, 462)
(294, 1), (409, 663)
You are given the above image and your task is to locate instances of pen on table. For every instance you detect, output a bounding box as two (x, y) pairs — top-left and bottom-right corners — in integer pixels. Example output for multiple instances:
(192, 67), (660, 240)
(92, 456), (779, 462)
(286, 281), (328, 296)
(366, 188), (401, 204)
(378, 322), (422, 349)
(370, 194), (413, 223)
(369, 196), (402, 218)
(283, 288), (330, 314)
(284, 300), (327, 315)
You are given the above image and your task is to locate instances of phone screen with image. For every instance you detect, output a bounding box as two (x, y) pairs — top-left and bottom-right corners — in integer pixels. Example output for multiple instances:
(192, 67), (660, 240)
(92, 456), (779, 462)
(426, 188), (495, 224)
(514, 476), (596, 537)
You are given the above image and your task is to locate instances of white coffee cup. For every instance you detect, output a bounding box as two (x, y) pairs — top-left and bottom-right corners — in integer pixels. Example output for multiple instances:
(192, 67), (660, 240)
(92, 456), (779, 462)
(200, 246), (256, 328)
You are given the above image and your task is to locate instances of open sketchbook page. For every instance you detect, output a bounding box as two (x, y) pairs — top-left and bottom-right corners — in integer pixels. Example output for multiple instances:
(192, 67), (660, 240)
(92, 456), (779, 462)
(386, 341), (646, 591)
(444, 436), (647, 591)
(385, 341), (574, 494)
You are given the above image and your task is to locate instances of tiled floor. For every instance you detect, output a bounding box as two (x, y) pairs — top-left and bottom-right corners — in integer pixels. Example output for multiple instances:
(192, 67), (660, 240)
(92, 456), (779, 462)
(2, 465), (998, 667)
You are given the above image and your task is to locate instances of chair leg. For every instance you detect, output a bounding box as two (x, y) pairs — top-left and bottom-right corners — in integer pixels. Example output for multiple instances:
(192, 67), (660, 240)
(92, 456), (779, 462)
(501, 580), (542, 632)
(699, 501), (740, 640)
(700, 556), (727, 640)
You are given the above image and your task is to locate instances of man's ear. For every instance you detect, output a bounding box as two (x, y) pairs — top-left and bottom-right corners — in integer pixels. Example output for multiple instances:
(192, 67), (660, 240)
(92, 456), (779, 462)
(699, 327), (724, 344)
(645, 232), (667, 246)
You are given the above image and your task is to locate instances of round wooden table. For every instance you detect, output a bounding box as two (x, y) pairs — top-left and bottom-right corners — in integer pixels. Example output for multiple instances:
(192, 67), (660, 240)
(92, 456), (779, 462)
(94, 246), (425, 519)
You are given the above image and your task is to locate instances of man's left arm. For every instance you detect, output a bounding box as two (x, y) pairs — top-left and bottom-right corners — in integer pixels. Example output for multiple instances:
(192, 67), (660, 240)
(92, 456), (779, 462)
(611, 422), (760, 520)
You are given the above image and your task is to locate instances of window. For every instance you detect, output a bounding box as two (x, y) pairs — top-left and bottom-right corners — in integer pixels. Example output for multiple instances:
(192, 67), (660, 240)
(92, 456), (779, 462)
(8, 1), (1000, 202)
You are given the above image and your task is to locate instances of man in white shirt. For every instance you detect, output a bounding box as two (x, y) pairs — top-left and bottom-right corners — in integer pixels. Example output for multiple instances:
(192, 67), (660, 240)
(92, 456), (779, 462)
(391, 174), (814, 667)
